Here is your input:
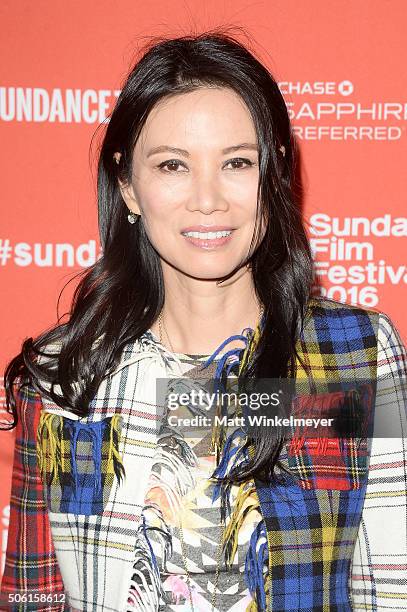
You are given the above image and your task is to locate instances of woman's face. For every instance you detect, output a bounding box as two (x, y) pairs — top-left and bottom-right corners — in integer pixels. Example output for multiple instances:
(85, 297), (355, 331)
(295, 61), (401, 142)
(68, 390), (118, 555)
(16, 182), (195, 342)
(118, 86), (263, 281)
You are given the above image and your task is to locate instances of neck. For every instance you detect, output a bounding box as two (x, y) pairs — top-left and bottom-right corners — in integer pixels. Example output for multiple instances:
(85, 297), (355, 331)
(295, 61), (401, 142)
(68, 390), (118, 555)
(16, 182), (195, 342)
(151, 268), (261, 355)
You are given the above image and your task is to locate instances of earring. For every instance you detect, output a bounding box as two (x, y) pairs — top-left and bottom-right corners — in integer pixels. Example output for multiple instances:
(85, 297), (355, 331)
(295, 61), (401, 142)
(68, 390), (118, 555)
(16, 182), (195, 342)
(127, 211), (139, 224)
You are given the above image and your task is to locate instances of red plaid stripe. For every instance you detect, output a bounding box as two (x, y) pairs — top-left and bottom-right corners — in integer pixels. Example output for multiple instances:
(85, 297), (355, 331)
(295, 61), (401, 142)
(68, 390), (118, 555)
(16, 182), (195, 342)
(1, 383), (67, 611)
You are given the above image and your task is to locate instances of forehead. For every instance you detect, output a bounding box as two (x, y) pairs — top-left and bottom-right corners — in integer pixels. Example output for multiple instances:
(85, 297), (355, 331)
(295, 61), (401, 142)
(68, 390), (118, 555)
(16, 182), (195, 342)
(135, 87), (257, 153)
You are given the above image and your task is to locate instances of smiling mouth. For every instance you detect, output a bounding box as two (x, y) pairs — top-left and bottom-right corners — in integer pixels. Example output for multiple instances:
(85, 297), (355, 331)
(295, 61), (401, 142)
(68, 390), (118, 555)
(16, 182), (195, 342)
(181, 229), (234, 250)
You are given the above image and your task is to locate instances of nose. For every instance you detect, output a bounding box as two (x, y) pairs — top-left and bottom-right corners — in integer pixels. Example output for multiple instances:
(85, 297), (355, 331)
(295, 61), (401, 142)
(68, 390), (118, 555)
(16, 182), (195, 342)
(186, 171), (229, 214)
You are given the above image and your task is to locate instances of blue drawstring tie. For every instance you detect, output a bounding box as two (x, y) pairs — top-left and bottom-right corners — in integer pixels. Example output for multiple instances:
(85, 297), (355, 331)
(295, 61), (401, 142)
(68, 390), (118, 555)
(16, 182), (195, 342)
(201, 332), (252, 390)
(198, 330), (253, 429)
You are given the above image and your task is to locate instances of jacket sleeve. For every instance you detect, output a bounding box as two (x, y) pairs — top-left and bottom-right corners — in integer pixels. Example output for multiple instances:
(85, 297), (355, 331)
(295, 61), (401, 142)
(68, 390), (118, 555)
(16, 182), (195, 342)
(350, 312), (407, 610)
(0, 383), (68, 612)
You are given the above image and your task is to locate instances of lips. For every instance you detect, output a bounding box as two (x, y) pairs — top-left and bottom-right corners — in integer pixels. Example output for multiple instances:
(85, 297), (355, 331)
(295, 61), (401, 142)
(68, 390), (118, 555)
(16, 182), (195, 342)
(181, 224), (235, 233)
(181, 229), (234, 250)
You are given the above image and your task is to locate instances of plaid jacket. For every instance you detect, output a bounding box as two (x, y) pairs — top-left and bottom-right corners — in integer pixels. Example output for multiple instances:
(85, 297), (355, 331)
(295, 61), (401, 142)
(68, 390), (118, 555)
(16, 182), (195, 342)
(1, 297), (406, 611)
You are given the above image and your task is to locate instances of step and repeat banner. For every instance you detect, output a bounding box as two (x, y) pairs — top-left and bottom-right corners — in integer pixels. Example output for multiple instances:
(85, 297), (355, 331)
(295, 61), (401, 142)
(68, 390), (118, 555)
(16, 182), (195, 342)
(1, 0), (406, 581)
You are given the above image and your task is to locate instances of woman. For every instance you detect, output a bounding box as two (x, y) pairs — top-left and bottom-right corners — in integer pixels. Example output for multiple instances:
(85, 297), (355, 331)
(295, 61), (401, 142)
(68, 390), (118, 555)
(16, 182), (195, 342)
(2, 31), (406, 612)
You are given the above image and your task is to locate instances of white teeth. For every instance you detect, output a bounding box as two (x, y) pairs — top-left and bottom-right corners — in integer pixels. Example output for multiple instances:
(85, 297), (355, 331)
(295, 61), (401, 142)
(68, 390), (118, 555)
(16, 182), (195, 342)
(182, 230), (232, 239)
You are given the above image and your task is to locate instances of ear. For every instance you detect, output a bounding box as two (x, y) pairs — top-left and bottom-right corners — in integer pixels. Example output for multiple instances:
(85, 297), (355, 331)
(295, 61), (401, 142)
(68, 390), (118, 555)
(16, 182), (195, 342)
(113, 152), (141, 216)
(117, 179), (142, 216)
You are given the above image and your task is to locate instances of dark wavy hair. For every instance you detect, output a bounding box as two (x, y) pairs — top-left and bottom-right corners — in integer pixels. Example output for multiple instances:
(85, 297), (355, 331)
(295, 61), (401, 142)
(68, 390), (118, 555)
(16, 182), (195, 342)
(3, 28), (315, 483)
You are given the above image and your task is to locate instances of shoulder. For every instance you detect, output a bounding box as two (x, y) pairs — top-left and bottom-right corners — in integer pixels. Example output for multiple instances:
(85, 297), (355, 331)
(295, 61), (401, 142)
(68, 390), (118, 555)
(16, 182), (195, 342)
(305, 295), (406, 369)
(305, 295), (380, 321)
(303, 295), (382, 343)
(12, 380), (45, 438)
(376, 310), (406, 377)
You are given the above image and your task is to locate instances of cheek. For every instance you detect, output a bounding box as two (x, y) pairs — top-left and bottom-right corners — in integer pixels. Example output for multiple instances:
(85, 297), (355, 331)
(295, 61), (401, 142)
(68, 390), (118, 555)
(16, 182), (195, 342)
(228, 166), (259, 198)
(231, 181), (260, 223)
(141, 208), (166, 243)
(137, 183), (169, 220)
(139, 180), (182, 223)
(138, 198), (179, 253)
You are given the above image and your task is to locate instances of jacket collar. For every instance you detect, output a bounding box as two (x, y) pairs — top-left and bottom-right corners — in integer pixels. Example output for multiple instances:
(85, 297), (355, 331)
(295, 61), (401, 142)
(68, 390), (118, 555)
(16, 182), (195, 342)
(107, 328), (185, 377)
(37, 318), (263, 415)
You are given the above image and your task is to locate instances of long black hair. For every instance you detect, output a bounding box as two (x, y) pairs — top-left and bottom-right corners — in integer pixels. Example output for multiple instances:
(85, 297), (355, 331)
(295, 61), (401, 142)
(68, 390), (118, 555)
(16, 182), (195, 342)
(3, 28), (315, 483)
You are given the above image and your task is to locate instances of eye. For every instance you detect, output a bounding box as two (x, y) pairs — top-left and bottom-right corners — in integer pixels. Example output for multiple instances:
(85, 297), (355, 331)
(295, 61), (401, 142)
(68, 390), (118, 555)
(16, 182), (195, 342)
(157, 159), (188, 173)
(156, 157), (256, 173)
(224, 157), (255, 170)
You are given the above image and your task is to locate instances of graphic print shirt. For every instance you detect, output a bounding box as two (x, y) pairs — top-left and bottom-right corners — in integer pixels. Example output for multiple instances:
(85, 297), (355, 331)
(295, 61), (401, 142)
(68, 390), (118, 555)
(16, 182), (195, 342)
(126, 337), (266, 612)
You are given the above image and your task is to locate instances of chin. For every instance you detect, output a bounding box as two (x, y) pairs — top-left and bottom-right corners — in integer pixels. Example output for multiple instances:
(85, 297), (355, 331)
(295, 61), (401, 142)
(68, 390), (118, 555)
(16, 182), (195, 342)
(181, 262), (243, 281)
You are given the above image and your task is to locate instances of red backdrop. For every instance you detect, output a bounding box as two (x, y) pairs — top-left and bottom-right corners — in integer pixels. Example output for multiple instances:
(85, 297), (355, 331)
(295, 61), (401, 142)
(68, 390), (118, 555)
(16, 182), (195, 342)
(1, 0), (406, 580)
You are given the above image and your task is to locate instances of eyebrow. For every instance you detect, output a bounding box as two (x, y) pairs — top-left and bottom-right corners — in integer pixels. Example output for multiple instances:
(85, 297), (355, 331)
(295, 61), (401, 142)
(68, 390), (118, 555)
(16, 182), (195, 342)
(146, 143), (259, 158)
